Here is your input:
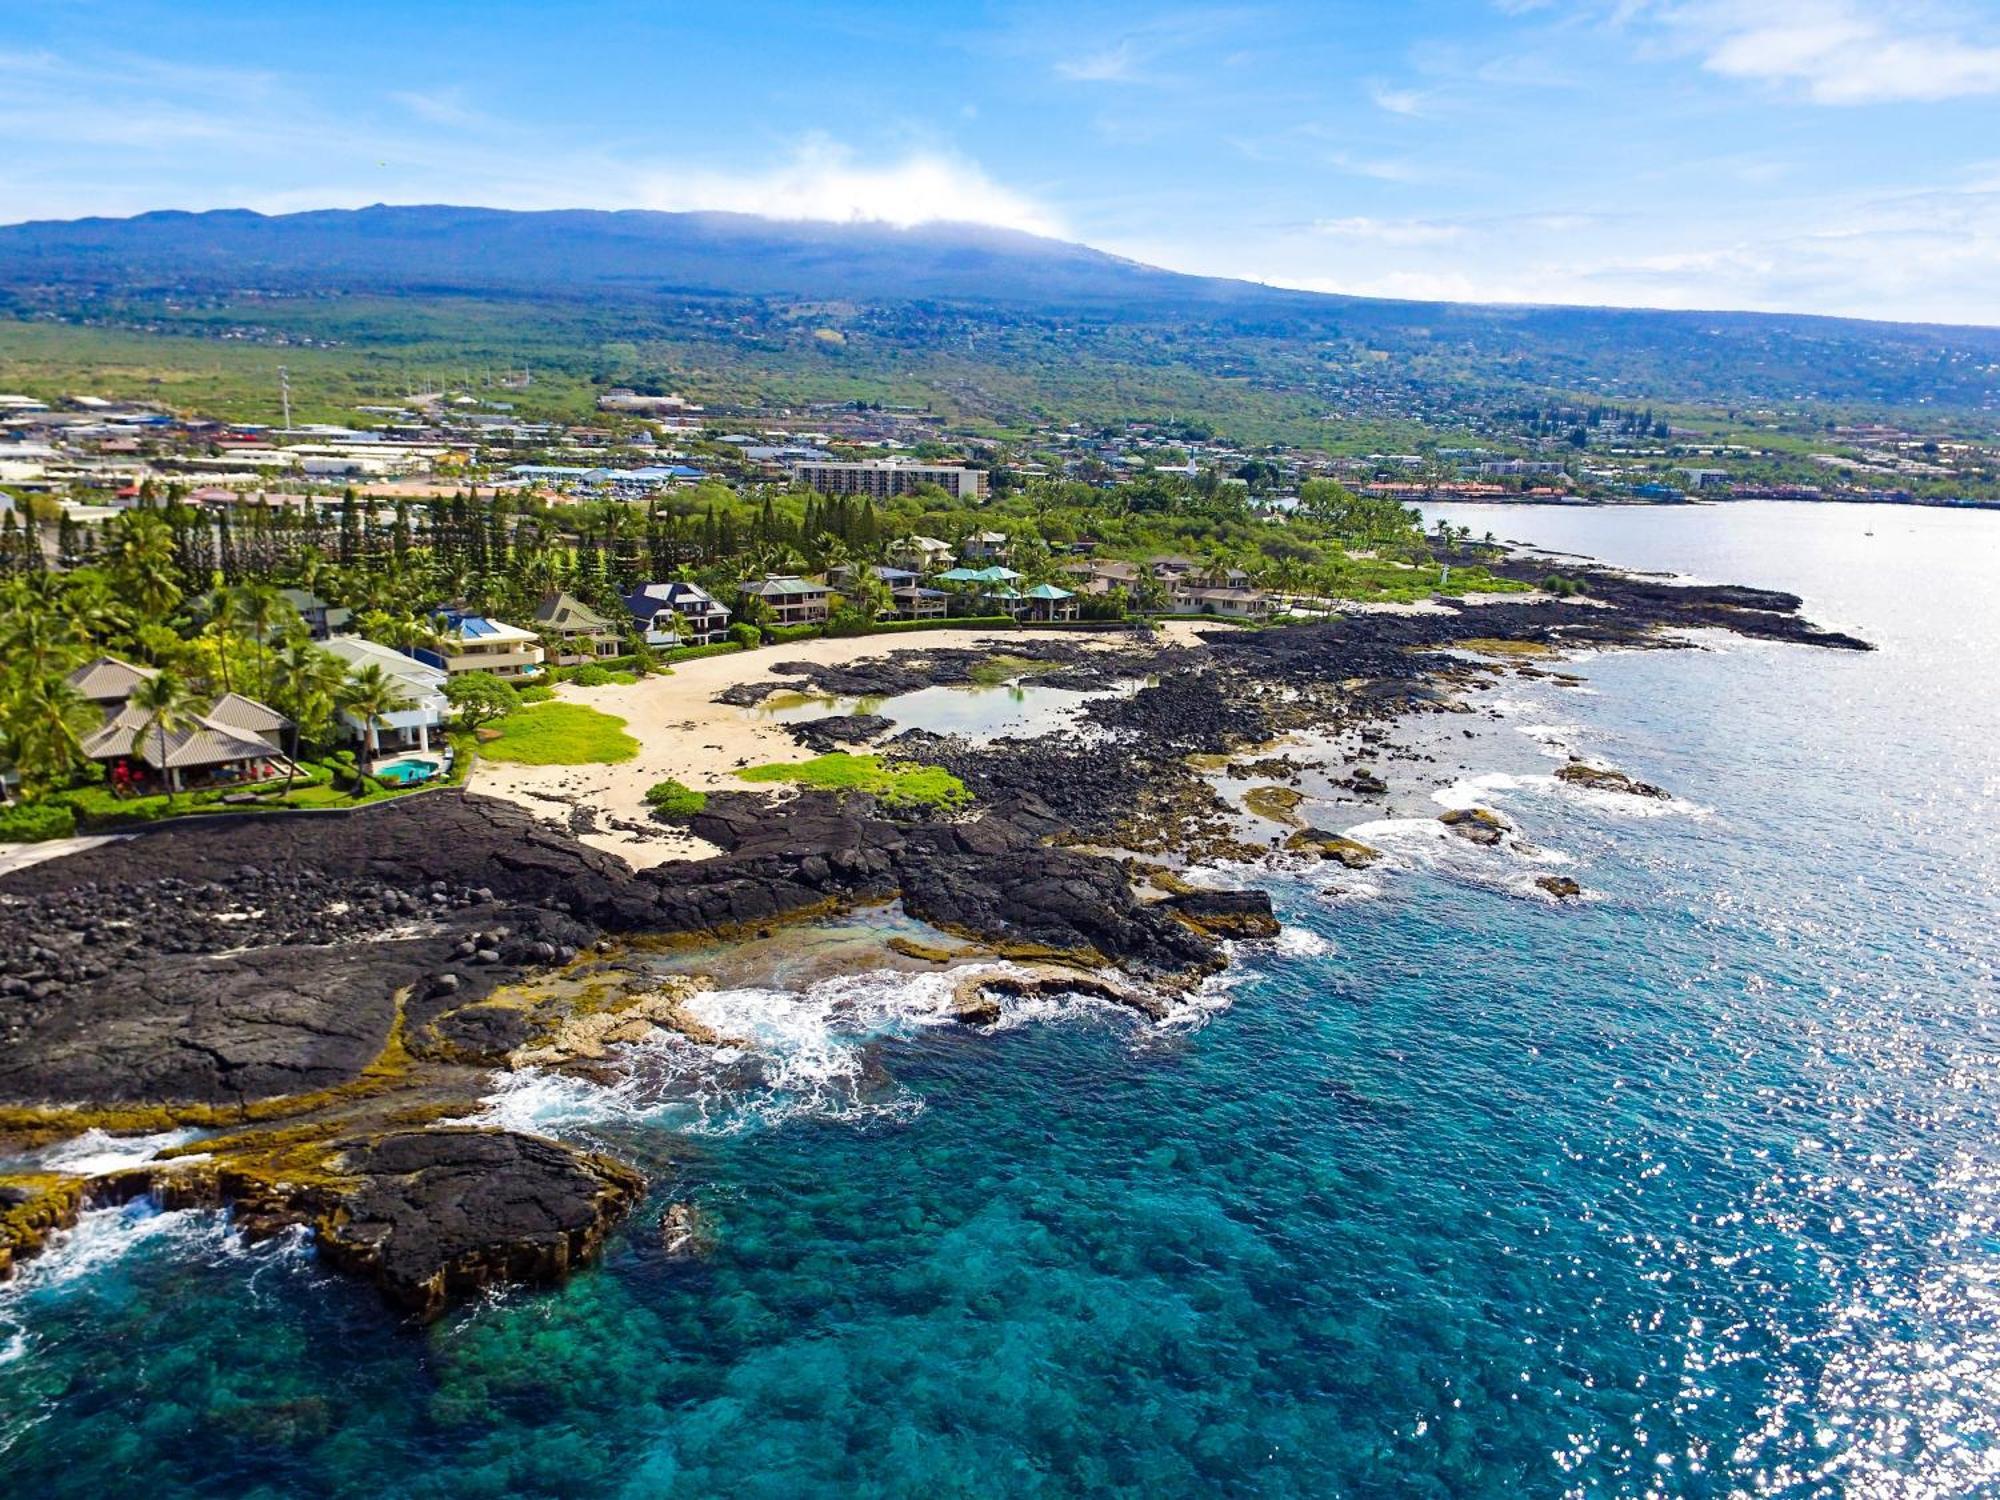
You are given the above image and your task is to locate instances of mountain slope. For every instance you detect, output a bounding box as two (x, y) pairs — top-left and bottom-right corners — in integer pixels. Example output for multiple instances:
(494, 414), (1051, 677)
(1, 205), (1997, 419)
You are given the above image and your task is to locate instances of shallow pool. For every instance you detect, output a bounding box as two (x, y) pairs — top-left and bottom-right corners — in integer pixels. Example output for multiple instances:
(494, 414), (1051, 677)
(372, 758), (437, 786)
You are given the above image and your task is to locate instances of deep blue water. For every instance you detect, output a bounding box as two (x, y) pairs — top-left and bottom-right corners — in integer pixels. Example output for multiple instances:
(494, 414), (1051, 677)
(4, 502), (1998, 1497)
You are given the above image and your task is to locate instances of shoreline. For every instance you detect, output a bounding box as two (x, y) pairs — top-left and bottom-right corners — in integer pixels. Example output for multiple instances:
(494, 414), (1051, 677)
(0, 550), (1870, 1316)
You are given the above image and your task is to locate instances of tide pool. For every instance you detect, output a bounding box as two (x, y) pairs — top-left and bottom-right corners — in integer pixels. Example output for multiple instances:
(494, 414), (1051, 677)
(3, 503), (1995, 1497)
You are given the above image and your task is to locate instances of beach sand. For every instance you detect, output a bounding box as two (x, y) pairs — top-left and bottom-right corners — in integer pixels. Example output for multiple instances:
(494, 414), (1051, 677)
(468, 622), (1216, 869)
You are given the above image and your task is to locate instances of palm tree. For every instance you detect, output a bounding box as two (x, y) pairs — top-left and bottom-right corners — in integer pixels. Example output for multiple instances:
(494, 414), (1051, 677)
(2, 676), (96, 798)
(271, 641), (344, 794)
(201, 581), (243, 694)
(234, 582), (286, 701)
(129, 669), (196, 802)
(335, 664), (413, 775)
(108, 513), (184, 624)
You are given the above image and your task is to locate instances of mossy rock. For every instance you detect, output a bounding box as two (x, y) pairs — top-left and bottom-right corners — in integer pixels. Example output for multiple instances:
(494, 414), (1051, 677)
(1243, 785), (1307, 827)
(1287, 829), (1382, 869)
(887, 935), (961, 964)
(1439, 807), (1510, 846)
(0, 1172), (90, 1275)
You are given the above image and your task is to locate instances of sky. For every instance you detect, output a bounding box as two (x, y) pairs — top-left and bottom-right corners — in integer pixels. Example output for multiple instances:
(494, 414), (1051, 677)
(4, 0), (2000, 325)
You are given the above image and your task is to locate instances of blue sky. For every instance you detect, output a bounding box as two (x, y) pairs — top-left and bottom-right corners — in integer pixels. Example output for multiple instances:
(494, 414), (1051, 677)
(5, 0), (1999, 324)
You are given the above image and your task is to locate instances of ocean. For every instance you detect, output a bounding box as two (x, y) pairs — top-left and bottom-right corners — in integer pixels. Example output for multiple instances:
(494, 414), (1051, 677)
(3, 501), (1997, 1497)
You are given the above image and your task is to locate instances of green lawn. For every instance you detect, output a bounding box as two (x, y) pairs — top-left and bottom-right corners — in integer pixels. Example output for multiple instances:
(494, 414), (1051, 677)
(736, 753), (972, 815)
(480, 703), (640, 765)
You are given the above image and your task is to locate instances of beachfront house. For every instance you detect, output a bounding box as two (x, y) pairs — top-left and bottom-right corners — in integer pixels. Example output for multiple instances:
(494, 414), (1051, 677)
(534, 591), (625, 665)
(1168, 583), (1276, 622)
(891, 583), (950, 620)
(622, 581), (732, 648)
(739, 574), (830, 628)
(1021, 583), (1080, 622)
(80, 689), (294, 794)
(64, 655), (158, 716)
(419, 608), (545, 680)
(322, 636), (450, 753)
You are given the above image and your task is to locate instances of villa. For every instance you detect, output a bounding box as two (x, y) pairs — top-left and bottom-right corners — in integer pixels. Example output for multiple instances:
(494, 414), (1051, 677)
(534, 592), (625, 665)
(622, 581), (732, 647)
(79, 685), (294, 794)
(419, 608), (545, 680)
(739, 574), (830, 628)
(891, 583), (950, 620)
(322, 636), (450, 753)
(64, 655), (157, 716)
(1169, 584), (1276, 622)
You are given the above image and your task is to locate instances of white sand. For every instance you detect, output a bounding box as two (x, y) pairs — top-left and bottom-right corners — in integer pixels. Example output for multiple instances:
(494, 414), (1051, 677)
(468, 624), (1214, 869)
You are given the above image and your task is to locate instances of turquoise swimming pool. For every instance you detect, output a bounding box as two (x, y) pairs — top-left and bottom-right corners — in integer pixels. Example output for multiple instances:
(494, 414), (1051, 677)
(372, 758), (438, 786)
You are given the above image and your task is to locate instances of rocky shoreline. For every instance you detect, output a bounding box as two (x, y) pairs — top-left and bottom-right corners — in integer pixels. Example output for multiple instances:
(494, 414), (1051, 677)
(0, 557), (1867, 1316)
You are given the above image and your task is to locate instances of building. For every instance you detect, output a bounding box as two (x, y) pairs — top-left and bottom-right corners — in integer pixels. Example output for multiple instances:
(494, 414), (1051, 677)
(322, 636), (450, 753)
(890, 535), (955, 573)
(64, 656), (158, 716)
(279, 588), (353, 641)
(622, 581), (732, 648)
(739, 575), (831, 628)
(790, 461), (987, 502)
(1021, 583), (1079, 622)
(891, 583), (950, 620)
(1169, 584), (1276, 622)
(80, 690), (293, 794)
(419, 609), (545, 680)
(961, 531), (1010, 563)
(534, 592), (625, 665)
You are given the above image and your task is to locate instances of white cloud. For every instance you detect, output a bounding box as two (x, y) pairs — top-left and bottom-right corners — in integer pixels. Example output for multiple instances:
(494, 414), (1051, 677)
(1624, 0), (2000, 104)
(633, 139), (1066, 237)
(1367, 83), (1431, 116)
(1312, 216), (1464, 245)
(1057, 42), (1141, 82)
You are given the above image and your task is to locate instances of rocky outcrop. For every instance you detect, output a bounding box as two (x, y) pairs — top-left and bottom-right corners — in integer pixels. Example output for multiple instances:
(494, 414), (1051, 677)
(313, 1129), (643, 1321)
(1536, 876), (1584, 900)
(1287, 830), (1382, 868)
(787, 713), (894, 752)
(1161, 888), (1281, 940)
(1440, 807), (1510, 846)
(948, 964), (1169, 1025)
(1555, 760), (1670, 799)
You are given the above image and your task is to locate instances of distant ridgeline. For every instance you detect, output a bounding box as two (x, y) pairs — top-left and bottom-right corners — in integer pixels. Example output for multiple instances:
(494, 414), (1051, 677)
(1, 205), (1997, 427)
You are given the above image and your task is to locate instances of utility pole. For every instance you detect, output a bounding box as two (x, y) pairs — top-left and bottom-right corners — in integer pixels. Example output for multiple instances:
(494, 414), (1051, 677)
(278, 365), (293, 432)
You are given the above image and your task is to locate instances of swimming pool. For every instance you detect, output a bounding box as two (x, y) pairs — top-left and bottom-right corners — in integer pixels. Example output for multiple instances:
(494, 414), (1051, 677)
(372, 758), (438, 786)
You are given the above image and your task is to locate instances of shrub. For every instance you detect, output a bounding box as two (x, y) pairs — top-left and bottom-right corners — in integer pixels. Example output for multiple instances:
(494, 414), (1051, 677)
(660, 641), (744, 664)
(764, 623), (825, 645)
(643, 778), (708, 819)
(515, 683), (557, 704)
(566, 663), (638, 687)
(0, 800), (77, 842)
(445, 671), (521, 730)
(728, 623), (762, 650)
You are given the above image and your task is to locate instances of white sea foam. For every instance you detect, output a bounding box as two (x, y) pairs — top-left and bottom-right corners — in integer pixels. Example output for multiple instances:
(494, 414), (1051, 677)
(0, 1200), (260, 1304)
(465, 960), (1205, 1136)
(22, 1128), (208, 1176)
(1270, 925), (1334, 959)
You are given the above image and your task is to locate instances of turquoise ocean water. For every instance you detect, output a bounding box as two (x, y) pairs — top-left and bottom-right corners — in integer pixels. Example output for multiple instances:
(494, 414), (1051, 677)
(3, 501), (1997, 1497)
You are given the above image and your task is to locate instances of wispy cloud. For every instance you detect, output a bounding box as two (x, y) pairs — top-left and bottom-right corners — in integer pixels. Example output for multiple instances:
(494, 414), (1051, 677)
(1604, 0), (2000, 104)
(1312, 215), (1463, 245)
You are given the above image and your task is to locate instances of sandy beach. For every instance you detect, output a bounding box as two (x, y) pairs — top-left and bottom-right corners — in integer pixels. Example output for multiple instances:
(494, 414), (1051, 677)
(468, 623), (1216, 868)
